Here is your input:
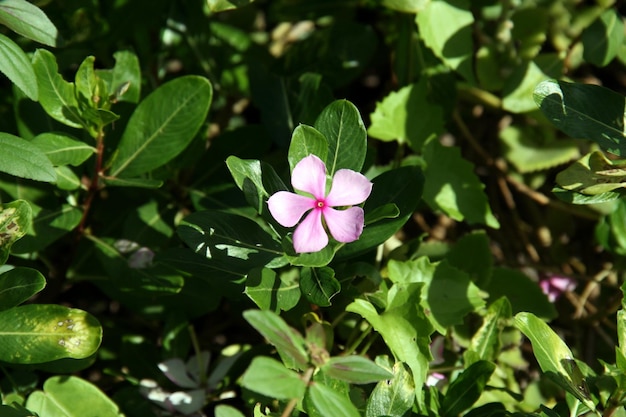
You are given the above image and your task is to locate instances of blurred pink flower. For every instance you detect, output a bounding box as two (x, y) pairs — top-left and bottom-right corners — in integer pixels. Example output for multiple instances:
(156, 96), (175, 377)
(539, 274), (577, 302)
(267, 154), (372, 253)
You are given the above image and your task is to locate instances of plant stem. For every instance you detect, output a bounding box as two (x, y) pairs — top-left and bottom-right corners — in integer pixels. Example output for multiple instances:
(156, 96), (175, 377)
(280, 367), (315, 417)
(76, 128), (105, 237)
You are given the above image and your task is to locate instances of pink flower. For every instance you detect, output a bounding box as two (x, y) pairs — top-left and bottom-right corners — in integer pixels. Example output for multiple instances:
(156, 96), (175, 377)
(539, 274), (577, 302)
(267, 155), (373, 253)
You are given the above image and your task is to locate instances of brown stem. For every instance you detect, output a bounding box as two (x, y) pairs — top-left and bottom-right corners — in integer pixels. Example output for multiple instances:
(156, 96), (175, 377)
(76, 128), (105, 238)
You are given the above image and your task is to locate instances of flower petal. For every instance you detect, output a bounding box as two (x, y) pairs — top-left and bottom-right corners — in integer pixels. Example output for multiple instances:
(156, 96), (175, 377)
(292, 154), (327, 199)
(324, 206), (365, 243)
(293, 209), (328, 253)
(268, 191), (315, 227)
(325, 169), (372, 207)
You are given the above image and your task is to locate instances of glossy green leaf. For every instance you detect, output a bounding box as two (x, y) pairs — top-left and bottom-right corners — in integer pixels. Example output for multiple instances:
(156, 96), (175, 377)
(515, 312), (595, 410)
(32, 49), (83, 129)
(54, 168), (84, 192)
(416, 0), (475, 83)
(338, 165), (424, 259)
(206, 0), (255, 13)
(382, 0), (429, 13)
(582, 9), (624, 67)
(240, 356), (306, 400)
(11, 204), (82, 254)
(74, 56), (97, 107)
(365, 359), (415, 417)
(441, 360), (496, 417)
(288, 124), (328, 172)
(98, 50), (141, 103)
(226, 156), (287, 214)
(0, 267), (45, 311)
(314, 100), (367, 176)
(244, 267), (300, 312)
(300, 267), (340, 307)
(368, 80), (444, 151)
(499, 125), (580, 173)
(215, 405), (246, 417)
(0, 0), (59, 46)
(31, 132), (95, 166)
(0, 304), (102, 364)
(347, 282), (432, 408)
(485, 267), (556, 320)
(533, 79), (626, 156)
(109, 75), (212, 177)
(178, 210), (283, 270)
(321, 356), (393, 384)
(464, 297), (512, 365)
(556, 151), (626, 195)
(0, 132), (56, 182)
(305, 382), (361, 417)
(0, 33), (37, 100)
(552, 186), (623, 205)
(26, 376), (123, 416)
(243, 309), (309, 370)
(0, 199), (31, 264)
(423, 139), (500, 228)
(388, 257), (485, 333)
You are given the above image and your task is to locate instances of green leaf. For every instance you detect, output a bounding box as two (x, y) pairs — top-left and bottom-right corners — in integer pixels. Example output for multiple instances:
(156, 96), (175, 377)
(178, 210), (283, 271)
(368, 80), (444, 151)
(423, 139), (500, 228)
(0, 132), (56, 182)
(514, 312), (595, 410)
(552, 186), (624, 205)
(365, 359), (415, 417)
(440, 360), (496, 417)
(304, 382), (361, 417)
(445, 230), (493, 288)
(215, 404), (246, 417)
(582, 9), (624, 67)
(416, 0), (475, 83)
(533, 79), (626, 156)
(300, 267), (340, 307)
(0, 33), (37, 100)
(346, 282), (432, 409)
(288, 124), (329, 172)
(0, 267), (45, 311)
(382, 0), (429, 13)
(0, 0), (59, 46)
(26, 376), (123, 416)
(321, 356), (393, 384)
(109, 75), (212, 177)
(226, 156), (287, 214)
(0, 304), (102, 364)
(556, 151), (626, 195)
(0, 200), (31, 264)
(11, 204), (82, 254)
(206, 0), (255, 13)
(100, 176), (163, 188)
(464, 297), (512, 365)
(244, 267), (300, 312)
(502, 60), (549, 113)
(485, 267), (556, 320)
(511, 7), (549, 60)
(314, 100), (367, 176)
(241, 356), (307, 400)
(338, 165), (424, 259)
(388, 257), (485, 333)
(75, 56), (97, 107)
(499, 125), (580, 173)
(243, 309), (309, 370)
(32, 49), (83, 129)
(31, 132), (95, 166)
(96, 50), (141, 104)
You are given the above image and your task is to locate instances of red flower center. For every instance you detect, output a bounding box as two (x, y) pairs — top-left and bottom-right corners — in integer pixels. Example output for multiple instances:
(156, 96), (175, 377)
(316, 200), (325, 209)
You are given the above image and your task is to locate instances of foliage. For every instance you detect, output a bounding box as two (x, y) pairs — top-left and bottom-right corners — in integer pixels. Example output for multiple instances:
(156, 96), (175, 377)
(0, 0), (626, 416)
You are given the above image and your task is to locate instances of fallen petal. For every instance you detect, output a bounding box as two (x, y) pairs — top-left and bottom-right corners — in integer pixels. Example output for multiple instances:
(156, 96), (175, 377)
(268, 191), (315, 227)
(293, 209), (328, 253)
(292, 154), (327, 199)
(326, 169), (372, 207)
(158, 358), (198, 389)
(324, 206), (365, 243)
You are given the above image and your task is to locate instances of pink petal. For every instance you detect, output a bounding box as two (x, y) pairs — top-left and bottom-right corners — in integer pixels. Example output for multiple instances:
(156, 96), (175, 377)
(291, 155), (327, 199)
(268, 191), (315, 227)
(325, 169), (372, 207)
(323, 206), (365, 243)
(293, 209), (328, 253)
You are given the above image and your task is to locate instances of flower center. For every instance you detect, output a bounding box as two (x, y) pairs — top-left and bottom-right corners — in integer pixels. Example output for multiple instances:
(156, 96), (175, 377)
(316, 199), (325, 209)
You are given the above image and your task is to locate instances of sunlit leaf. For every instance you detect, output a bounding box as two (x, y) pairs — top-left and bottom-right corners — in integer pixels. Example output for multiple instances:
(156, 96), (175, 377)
(241, 356), (306, 400)
(0, 33), (37, 100)
(0, 0), (59, 46)
(0, 132), (56, 182)
(0, 267), (45, 311)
